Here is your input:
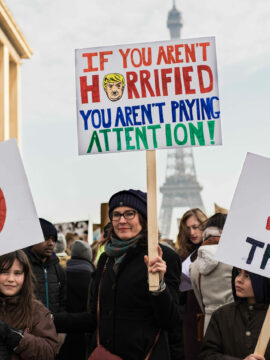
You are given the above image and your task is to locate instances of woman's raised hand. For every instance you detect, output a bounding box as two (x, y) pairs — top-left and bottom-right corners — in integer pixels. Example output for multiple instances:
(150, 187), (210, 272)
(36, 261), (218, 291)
(144, 245), (167, 282)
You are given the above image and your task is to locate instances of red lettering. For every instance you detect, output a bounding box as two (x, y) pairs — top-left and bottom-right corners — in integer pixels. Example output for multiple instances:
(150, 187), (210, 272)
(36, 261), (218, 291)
(199, 42), (210, 61)
(161, 68), (172, 96)
(166, 45), (176, 64)
(142, 48), (152, 66)
(174, 67), (182, 95)
(126, 72), (140, 99)
(140, 70), (155, 98)
(183, 66), (195, 94)
(100, 51), (113, 71)
(131, 48), (142, 68)
(197, 65), (213, 93)
(185, 44), (196, 62)
(80, 75), (100, 104)
(175, 44), (184, 63)
(82, 53), (98, 72)
(119, 48), (131, 68)
(157, 46), (168, 65)
(154, 69), (161, 96)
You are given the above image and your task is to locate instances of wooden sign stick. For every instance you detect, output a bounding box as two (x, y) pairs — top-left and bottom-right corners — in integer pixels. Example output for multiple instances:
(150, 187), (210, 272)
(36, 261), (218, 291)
(146, 150), (160, 291)
(254, 305), (270, 356)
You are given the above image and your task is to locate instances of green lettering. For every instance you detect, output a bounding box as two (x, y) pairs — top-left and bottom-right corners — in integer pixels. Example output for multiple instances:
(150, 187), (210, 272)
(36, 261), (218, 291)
(87, 131), (102, 153)
(112, 128), (123, 150)
(125, 127), (135, 150)
(135, 126), (149, 150)
(147, 125), (161, 148)
(174, 124), (187, 145)
(165, 124), (172, 146)
(189, 122), (205, 145)
(99, 129), (111, 151)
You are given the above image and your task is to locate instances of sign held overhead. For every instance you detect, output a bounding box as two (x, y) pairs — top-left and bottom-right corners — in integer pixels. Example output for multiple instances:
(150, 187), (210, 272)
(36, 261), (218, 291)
(75, 37), (222, 155)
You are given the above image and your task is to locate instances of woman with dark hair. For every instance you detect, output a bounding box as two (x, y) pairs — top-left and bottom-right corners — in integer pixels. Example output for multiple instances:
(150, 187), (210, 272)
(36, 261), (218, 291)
(0, 250), (58, 359)
(200, 268), (270, 360)
(55, 189), (182, 360)
(176, 208), (207, 360)
(190, 213), (233, 336)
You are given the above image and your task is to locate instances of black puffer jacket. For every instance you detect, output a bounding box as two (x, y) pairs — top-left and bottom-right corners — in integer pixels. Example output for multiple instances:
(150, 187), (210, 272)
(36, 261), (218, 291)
(24, 248), (66, 314)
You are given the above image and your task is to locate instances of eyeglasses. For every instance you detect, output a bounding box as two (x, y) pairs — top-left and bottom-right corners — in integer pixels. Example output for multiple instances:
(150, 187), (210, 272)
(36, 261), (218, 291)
(111, 210), (137, 222)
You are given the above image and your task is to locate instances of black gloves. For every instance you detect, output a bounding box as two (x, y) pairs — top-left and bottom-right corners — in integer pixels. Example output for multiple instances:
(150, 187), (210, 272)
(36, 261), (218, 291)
(0, 320), (23, 350)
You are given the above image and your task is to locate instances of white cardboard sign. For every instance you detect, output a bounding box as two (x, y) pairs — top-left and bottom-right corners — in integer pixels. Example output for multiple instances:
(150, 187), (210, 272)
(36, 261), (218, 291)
(75, 36), (221, 155)
(0, 139), (44, 255)
(216, 152), (270, 277)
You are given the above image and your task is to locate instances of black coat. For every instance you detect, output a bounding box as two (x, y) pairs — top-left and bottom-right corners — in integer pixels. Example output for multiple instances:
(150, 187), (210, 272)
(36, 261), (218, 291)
(200, 301), (270, 360)
(58, 258), (95, 360)
(90, 243), (182, 360)
(55, 245), (182, 360)
(24, 248), (66, 314)
(54, 243), (183, 360)
(65, 258), (95, 312)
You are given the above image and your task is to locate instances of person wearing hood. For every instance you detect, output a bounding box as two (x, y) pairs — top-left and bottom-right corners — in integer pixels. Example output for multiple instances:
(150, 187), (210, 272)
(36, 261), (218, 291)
(190, 213), (233, 336)
(200, 268), (270, 360)
(54, 189), (183, 360)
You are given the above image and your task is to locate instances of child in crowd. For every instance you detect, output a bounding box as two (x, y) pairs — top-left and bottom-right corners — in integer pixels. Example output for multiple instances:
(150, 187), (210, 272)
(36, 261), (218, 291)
(0, 250), (58, 359)
(200, 267), (270, 360)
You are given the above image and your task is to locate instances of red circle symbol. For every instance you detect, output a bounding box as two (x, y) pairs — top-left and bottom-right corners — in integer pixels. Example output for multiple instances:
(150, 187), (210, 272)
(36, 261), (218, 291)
(0, 188), (7, 233)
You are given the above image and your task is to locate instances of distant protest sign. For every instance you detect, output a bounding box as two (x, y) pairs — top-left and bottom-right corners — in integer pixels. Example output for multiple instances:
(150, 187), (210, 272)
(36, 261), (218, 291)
(0, 139), (44, 255)
(216, 153), (270, 277)
(75, 36), (221, 155)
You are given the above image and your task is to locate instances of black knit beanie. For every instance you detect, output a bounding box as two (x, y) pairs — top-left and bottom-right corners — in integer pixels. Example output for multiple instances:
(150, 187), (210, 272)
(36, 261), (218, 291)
(39, 218), (57, 241)
(109, 189), (147, 220)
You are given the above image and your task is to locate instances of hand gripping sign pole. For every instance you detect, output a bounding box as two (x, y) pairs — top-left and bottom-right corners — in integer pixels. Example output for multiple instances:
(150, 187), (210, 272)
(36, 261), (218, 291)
(75, 37), (221, 290)
(146, 150), (160, 291)
(254, 305), (270, 356)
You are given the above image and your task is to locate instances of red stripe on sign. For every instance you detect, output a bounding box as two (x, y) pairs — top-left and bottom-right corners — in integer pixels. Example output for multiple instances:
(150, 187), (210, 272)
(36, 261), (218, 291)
(0, 188), (7, 232)
(266, 217), (270, 231)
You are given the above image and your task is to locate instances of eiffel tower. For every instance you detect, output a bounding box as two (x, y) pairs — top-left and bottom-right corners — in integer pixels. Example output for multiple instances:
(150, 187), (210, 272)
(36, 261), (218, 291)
(159, 1), (205, 238)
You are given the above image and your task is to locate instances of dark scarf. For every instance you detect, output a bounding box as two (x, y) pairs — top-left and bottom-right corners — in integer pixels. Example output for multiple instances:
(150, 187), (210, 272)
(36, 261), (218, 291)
(105, 233), (144, 273)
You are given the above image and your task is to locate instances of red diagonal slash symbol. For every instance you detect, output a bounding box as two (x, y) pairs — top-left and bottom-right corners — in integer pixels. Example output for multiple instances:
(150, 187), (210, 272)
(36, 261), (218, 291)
(0, 188), (7, 233)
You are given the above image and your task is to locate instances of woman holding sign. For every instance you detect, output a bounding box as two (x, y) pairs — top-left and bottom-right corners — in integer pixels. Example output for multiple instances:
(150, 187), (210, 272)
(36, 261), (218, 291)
(55, 189), (182, 360)
(200, 268), (270, 360)
(0, 250), (58, 359)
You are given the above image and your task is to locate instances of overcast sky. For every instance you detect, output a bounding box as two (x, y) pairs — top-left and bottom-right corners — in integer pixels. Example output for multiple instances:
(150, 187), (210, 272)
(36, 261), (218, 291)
(4, 0), (270, 239)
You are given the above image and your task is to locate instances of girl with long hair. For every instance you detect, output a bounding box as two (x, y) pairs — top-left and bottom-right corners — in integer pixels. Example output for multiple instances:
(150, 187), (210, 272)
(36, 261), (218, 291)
(0, 250), (58, 360)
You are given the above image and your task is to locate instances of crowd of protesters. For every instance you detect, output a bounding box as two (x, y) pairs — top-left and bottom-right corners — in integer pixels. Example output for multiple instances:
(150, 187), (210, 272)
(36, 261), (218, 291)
(0, 189), (269, 359)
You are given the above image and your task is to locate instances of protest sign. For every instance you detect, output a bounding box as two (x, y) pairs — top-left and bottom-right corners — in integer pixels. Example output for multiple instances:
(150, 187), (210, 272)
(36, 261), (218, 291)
(0, 139), (44, 255)
(216, 152), (270, 277)
(75, 36), (221, 155)
(216, 152), (270, 356)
